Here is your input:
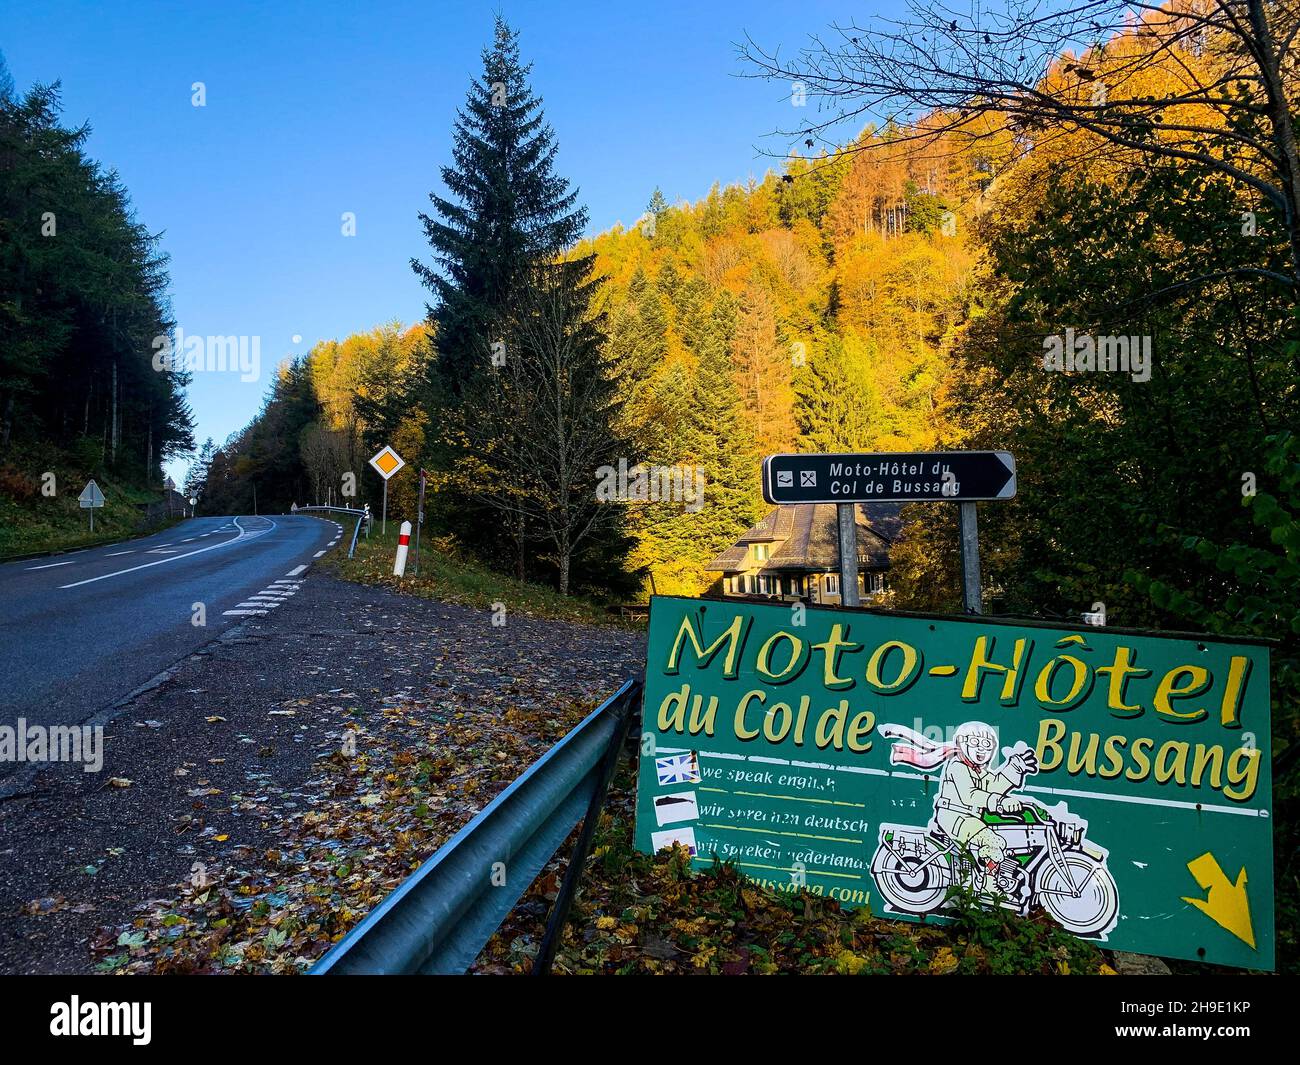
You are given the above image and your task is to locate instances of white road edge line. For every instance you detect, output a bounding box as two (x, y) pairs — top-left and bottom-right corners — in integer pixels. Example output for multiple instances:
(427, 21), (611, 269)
(60, 517), (274, 589)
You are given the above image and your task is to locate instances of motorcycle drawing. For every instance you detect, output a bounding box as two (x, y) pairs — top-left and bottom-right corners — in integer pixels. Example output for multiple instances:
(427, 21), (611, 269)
(870, 720), (1120, 940)
(870, 803), (1121, 938)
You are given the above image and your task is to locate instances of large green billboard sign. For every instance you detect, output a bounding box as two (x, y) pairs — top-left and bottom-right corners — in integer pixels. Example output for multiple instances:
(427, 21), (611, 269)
(634, 595), (1274, 969)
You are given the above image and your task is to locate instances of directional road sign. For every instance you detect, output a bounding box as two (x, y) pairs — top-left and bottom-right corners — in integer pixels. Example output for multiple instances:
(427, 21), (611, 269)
(762, 451), (1016, 505)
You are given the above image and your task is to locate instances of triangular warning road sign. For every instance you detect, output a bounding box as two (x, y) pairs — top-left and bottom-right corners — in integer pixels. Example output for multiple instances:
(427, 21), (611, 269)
(78, 480), (105, 508)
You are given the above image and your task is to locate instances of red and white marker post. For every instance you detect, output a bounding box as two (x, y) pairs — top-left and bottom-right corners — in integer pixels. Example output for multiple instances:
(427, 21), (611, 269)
(393, 521), (412, 577)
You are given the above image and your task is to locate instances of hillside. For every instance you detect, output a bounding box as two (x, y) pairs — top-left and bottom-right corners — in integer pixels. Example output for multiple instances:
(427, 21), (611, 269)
(0, 444), (184, 559)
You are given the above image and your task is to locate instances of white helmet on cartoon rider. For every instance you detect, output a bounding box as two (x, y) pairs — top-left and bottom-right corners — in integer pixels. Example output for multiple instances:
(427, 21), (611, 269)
(954, 721), (997, 768)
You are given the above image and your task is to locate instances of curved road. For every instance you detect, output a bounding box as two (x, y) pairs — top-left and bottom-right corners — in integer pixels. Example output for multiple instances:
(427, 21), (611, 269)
(0, 514), (344, 747)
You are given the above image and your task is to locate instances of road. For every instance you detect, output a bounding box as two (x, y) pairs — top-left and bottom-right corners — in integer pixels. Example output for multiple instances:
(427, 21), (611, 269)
(0, 514), (345, 747)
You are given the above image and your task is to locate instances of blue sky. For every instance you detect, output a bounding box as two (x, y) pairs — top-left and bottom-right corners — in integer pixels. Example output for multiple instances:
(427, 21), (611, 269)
(3, 0), (882, 485)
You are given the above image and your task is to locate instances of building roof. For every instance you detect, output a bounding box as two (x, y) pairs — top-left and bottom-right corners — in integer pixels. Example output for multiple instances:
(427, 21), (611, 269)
(707, 503), (901, 573)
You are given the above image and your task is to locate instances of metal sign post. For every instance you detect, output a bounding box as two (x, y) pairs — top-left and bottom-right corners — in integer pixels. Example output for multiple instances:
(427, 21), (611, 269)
(414, 469), (427, 577)
(78, 479), (105, 533)
(836, 503), (861, 607)
(958, 501), (982, 614)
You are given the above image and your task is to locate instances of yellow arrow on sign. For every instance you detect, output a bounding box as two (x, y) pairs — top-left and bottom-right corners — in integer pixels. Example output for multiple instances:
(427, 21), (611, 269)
(1181, 852), (1255, 949)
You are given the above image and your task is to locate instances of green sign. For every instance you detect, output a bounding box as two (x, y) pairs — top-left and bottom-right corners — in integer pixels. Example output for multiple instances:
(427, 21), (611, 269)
(634, 595), (1274, 970)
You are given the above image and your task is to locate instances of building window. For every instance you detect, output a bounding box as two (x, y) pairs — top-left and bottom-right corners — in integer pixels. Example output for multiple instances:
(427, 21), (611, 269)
(754, 543), (771, 562)
(825, 574), (839, 595)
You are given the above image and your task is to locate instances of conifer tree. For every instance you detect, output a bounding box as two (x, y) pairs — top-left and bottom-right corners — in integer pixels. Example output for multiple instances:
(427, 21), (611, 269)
(690, 297), (761, 553)
(413, 17), (587, 399)
(413, 17), (593, 568)
(794, 332), (881, 451)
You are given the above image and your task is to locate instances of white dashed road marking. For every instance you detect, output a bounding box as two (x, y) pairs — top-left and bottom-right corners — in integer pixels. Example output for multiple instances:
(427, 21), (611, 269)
(286, 565), (307, 576)
(25, 560), (75, 570)
(222, 573), (305, 618)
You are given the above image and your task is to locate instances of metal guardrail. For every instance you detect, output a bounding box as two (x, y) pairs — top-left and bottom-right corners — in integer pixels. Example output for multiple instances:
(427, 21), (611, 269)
(311, 678), (641, 975)
(293, 504), (370, 558)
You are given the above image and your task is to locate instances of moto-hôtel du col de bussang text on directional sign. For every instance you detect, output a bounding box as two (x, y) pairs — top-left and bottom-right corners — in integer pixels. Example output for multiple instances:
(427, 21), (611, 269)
(634, 596), (1274, 970)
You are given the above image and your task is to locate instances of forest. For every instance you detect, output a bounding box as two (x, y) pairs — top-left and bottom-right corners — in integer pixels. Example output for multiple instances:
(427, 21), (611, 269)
(3, 7), (1296, 699)
(0, 62), (193, 500)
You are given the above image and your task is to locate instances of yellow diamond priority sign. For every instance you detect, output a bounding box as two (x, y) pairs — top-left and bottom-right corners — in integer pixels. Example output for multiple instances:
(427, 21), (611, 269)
(368, 445), (405, 481)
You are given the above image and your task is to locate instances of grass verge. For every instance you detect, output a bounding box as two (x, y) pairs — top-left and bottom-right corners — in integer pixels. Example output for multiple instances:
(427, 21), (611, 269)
(328, 523), (639, 627)
(0, 449), (181, 559)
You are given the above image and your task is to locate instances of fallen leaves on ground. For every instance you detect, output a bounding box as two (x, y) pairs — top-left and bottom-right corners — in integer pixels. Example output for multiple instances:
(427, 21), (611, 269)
(99, 696), (591, 974)
(472, 761), (1108, 976)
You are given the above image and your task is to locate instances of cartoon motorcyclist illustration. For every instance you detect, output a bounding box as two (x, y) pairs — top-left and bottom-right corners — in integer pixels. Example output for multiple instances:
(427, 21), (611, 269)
(870, 721), (1120, 939)
(922, 722), (1039, 891)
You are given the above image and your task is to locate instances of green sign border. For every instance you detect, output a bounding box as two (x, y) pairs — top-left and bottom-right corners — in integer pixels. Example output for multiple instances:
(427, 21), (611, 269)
(634, 595), (1274, 970)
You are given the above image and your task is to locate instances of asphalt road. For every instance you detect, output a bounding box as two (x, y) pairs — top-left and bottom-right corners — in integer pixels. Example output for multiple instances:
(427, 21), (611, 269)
(0, 514), (343, 745)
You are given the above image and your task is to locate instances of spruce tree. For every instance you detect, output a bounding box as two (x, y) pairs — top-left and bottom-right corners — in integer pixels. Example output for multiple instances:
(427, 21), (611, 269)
(607, 269), (670, 453)
(690, 293), (761, 557)
(411, 17), (596, 570)
(413, 17), (587, 398)
(185, 438), (216, 500)
(794, 331), (881, 451)
(0, 50), (15, 103)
